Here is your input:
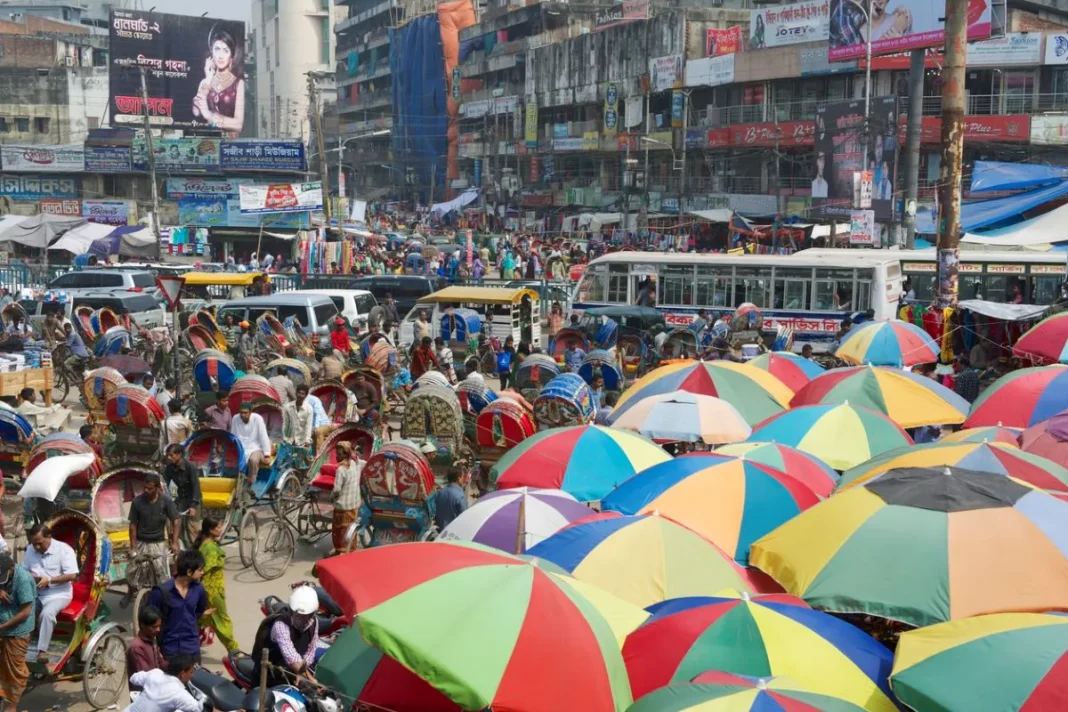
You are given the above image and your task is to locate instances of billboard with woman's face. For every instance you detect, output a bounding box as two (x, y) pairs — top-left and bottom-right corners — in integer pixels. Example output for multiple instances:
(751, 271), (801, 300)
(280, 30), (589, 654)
(109, 10), (247, 137)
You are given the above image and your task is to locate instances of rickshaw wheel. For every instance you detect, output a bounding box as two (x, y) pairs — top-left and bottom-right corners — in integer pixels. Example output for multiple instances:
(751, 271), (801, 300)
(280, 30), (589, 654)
(132, 589), (153, 636)
(82, 630), (127, 709)
(252, 519), (295, 580)
(51, 368), (71, 405)
(238, 508), (259, 567)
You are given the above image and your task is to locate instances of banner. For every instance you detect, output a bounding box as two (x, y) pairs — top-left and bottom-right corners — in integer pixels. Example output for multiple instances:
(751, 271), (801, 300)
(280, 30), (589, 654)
(83, 200), (133, 226)
(109, 10), (248, 135)
(850, 209), (875, 246)
(897, 115), (1029, 143)
(800, 45), (857, 75)
(813, 97), (898, 221)
(706, 26), (742, 56)
(165, 177), (248, 199)
(593, 0), (648, 32)
(603, 84), (618, 139)
(84, 146), (132, 172)
(729, 121), (815, 147)
(1031, 115), (1068, 145)
(0, 176), (80, 201)
(685, 55), (735, 88)
(219, 140), (306, 171)
(967, 33), (1041, 66)
(671, 91), (684, 128)
(179, 198), (308, 228)
(132, 137), (221, 171)
(524, 101), (538, 148)
(648, 54), (683, 93)
(1046, 33), (1068, 63)
(750, 0), (829, 49)
(39, 199), (82, 217)
(238, 181), (323, 214)
(828, 0), (991, 61)
(1, 144), (85, 173)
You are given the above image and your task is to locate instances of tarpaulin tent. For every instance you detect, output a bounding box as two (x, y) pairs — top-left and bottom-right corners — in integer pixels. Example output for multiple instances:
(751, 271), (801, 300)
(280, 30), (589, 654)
(970, 161), (1068, 193)
(962, 203), (1068, 250)
(88, 225), (158, 259)
(0, 214), (84, 248)
(48, 222), (116, 255)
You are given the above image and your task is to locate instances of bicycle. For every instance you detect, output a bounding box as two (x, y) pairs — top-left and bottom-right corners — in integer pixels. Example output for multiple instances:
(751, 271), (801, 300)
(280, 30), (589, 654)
(249, 471), (333, 581)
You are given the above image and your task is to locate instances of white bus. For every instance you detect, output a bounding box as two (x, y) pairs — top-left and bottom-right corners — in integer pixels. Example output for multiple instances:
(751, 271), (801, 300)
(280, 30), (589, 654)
(571, 251), (903, 348)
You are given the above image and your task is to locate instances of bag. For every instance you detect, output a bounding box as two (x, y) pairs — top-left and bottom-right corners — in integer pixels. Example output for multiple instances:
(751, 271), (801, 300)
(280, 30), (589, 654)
(496, 351), (513, 374)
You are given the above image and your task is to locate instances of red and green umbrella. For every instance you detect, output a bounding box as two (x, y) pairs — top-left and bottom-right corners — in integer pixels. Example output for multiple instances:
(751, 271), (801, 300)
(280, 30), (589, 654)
(748, 352), (826, 393)
(716, 442), (839, 498)
(627, 672), (868, 712)
(891, 613), (1068, 711)
(316, 541), (638, 711)
(963, 365), (1068, 428)
(1013, 312), (1068, 364)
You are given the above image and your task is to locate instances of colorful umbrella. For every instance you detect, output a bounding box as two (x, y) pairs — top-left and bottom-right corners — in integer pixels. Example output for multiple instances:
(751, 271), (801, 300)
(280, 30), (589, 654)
(891, 613), (1068, 711)
(1020, 409), (1068, 469)
(601, 454), (820, 565)
(716, 442), (839, 498)
(748, 352), (826, 394)
(834, 319), (939, 367)
(750, 466), (1068, 627)
(627, 673), (869, 712)
(611, 392), (752, 445)
(490, 425), (670, 502)
(608, 361), (793, 427)
(963, 365), (1068, 428)
(1013, 312), (1068, 364)
(316, 541), (639, 712)
(438, 487), (593, 554)
(836, 440), (1068, 494)
(939, 425), (1022, 446)
(790, 366), (968, 428)
(746, 404), (914, 471)
(622, 593), (897, 710)
(526, 514), (778, 608)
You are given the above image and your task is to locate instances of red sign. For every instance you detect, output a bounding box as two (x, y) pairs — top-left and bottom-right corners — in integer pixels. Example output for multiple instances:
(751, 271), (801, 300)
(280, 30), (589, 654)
(897, 115), (1030, 144)
(155, 275), (185, 311)
(617, 133), (639, 151)
(706, 27), (742, 57)
(39, 198), (81, 216)
(860, 48), (941, 70)
(530, 156), (540, 183)
(729, 121), (815, 147)
(707, 128), (730, 148)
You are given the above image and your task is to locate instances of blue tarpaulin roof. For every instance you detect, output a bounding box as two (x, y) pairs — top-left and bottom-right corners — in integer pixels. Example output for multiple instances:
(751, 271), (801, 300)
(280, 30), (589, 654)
(971, 161), (1068, 193)
(916, 180), (1068, 234)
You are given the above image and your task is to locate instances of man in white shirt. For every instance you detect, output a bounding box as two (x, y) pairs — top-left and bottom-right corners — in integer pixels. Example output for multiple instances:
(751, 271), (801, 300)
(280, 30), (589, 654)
(153, 379), (176, 413)
(125, 653), (202, 712)
(283, 385), (314, 451)
(23, 524), (78, 663)
(231, 402), (272, 487)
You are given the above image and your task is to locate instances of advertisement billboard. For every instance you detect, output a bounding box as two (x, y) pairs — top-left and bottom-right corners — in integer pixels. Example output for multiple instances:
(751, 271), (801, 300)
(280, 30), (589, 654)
(132, 137), (221, 172)
(813, 97), (897, 221)
(593, 0), (648, 32)
(85, 146), (132, 172)
(83, 200), (134, 226)
(238, 182), (324, 215)
(828, 0), (991, 61)
(1045, 33), (1068, 63)
(178, 199), (308, 228)
(706, 27), (742, 56)
(750, 0), (830, 50)
(39, 199), (82, 217)
(219, 140), (306, 172)
(109, 10), (248, 135)
(648, 54), (683, 93)
(1, 145), (85, 173)
(0, 176), (80, 202)
(685, 55), (736, 88)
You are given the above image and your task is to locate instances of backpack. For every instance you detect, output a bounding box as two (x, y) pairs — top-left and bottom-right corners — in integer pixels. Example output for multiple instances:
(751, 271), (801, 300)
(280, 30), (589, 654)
(496, 350), (513, 374)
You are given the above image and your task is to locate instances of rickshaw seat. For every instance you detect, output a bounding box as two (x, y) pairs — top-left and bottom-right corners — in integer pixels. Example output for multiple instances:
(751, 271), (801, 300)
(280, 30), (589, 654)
(58, 583), (91, 622)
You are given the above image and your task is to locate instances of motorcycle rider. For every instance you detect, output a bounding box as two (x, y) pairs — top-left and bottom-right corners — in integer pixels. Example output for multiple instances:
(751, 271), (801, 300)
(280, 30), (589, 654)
(252, 586), (328, 689)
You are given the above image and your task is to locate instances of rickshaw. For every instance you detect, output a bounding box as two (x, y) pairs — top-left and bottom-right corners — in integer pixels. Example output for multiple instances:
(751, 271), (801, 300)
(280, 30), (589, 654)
(457, 377), (497, 443)
(186, 323), (222, 353)
(405, 252), (426, 275)
(578, 349), (625, 393)
(310, 380), (358, 424)
(515, 353), (561, 403)
(662, 327), (700, 360)
(440, 307), (482, 352)
(90, 307), (122, 336)
(193, 349), (238, 408)
(0, 409), (34, 478)
(352, 440), (437, 547)
(474, 398), (536, 478)
(549, 327), (590, 364)
(267, 357), (313, 390)
(0, 301), (27, 331)
(24, 510), (127, 709)
(401, 384), (466, 487)
(90, 464), (155, 590)
(180, 272), (270, 305)
(579, 305), (665, 338)
(82, 368), (126, 424)
(93, 327), (132, 357)
(406, 286), (541, 351)
(364, 337), (399, 376)
(183, 429), (246, 542)
(26, 432), (103, 516)
(618, 331), (652, 381)
(413, 371), (452, 391)
(74, 305), (96, 339)
(533, 373), (596, 430)
(104, 384), (167, 463)
(189, 309), (228, 350)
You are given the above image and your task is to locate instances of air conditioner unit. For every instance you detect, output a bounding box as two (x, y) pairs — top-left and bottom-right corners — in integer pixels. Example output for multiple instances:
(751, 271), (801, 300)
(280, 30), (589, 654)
(63, 56), (75, 67)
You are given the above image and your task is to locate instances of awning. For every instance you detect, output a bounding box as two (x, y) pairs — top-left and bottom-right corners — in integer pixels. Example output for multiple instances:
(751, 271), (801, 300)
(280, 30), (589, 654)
(957, 300), (1048, 322)
(962, 203), (1068, 249)
(48, 222), (116, 255)
(263, 230), (302, 240)
(89, 225), (158, 259)
(971, 161), (1068, 193)
(430, 188), (479, 216)
(0, 214), (84, 248)
(961, 180), (1068, 233)
(811, 223), (852, 239)
(687, 209), (734, 223)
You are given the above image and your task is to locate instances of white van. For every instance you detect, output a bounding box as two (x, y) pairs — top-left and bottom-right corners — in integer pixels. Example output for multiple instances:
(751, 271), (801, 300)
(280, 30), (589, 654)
(285, 289), (378, 331)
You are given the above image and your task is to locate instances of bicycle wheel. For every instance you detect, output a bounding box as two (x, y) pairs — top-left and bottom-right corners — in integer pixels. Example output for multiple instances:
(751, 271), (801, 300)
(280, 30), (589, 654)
(51, 367), (70, 405)
(297, 496), (332, 542)
(238, 507), (258, 568)
(252, 519), (295, 580)
(83, 630), (127, 709)
(273, 471), (304, 527)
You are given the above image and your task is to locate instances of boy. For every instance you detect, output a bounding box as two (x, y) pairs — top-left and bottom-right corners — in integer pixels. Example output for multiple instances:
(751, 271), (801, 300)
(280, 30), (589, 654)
(126, 606), (165, 693)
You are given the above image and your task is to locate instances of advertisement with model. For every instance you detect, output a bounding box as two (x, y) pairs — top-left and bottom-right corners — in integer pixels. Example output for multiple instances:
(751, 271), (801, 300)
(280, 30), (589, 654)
(828, 0), (991, 61)
(109, 10), (247, 136)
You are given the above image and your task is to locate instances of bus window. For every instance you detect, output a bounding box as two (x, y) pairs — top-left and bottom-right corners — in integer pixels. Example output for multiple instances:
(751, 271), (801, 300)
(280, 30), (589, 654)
(659, 265), (694, 305)
(855, 269), (874, 312)
(607, 264), (629, 303)
(814, 268), (855, 310)
(979, 275), (1010, 302)
(1031, 276), (1062, 305)
(906, 273), (936, 302)
(734, 267), (772, 308)
(696, 265), (733, 308)
(772, 268), (812, 310)
(576, 265), (607, 302)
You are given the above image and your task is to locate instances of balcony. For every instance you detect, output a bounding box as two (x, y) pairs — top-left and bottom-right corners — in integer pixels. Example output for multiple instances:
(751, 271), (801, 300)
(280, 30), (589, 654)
(337, 25), (391, 54)
(338, 57), (391, 87)
(338, 90), (392, 113)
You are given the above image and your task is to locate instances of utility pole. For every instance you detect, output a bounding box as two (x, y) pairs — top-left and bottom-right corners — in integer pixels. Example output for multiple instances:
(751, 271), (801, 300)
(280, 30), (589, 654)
(678, 90), (688, 221)
(903, 50), (925, 249)
(138, 67), (162, 260)
(643, 91), (650, 227)
(307, 73), (334, 236)
(936, 0), (967, 307)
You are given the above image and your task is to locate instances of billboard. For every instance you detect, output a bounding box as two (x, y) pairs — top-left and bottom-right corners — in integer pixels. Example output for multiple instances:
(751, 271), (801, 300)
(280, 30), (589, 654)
(109, 10), (248, 135)
(85, 146), (132, 172)
(83, 200), (134, 226)
(593, 0), (648, 32)
(828, 0), (991, 61)
(238, 182), (324, 215)
(1, 145), (85, 173)
(648, 55), (683, 92)
(0, 176), (80, 202)
(219, 140), (306, 172)
(132, 137), (221, 172)
(1045, 33), (1068, 64)
(706, 26), (742, 56)
(813, 97), (897, 221)
(750, 0), (829, 50)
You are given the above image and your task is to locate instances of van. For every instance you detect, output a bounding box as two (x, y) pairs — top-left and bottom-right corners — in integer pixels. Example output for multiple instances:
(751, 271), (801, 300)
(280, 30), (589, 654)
(216, 294), (340, 339)
(24, 292), (167, 332)
(284, 289), (378, 330)
(349, 275), (446, 316)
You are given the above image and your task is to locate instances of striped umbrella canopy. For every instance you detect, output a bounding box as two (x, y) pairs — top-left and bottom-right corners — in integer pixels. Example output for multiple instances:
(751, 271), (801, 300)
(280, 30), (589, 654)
(963, 365), (1068, 429)
(608, 361), (793, 427)
(746, 404), (914, 471)
(836, 440), (1068, 495)
(750, 466), (1068, 627)
(601, 454), (821, 565)
(1013, 311), (1068, 364)
(835, 319), (939, 367)
(790, 366), (968, 428)
(438, 488), (593, 554)
(748, 352), (826, 394)
(315, 541), (640, 712)
(891, 613), (1068, 711)
(1020, 410), (1068, 470)
(627, 673), (869, 712)
(611, 392), (752, 445)
(939, 425), (1022, 446)
(490, 425), (670, 502)
(716, 443), (839, 498)
(622, 593), (897, 711)
(526, 514), (780, 608)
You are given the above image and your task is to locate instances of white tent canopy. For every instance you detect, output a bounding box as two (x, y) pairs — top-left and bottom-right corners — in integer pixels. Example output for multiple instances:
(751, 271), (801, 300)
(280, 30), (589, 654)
(0, 214), (84, 248)
(48, 222), (115, 255)
(962, 203), (1068, 250)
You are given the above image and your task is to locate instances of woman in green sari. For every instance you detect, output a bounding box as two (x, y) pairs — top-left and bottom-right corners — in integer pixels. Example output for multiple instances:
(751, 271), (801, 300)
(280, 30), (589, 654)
(194, 518), (239, 654)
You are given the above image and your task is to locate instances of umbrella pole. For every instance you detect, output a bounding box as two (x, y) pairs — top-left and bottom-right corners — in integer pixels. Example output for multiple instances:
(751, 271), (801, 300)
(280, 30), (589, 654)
(515, 494), (526, 555)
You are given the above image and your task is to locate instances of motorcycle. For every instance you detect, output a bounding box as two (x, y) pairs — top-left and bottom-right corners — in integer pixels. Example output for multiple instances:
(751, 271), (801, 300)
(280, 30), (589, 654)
(190, 667), (339, 712)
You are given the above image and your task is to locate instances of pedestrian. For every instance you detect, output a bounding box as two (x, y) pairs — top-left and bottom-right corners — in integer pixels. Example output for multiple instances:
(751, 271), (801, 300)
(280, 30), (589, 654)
(0, 552), (34, 711)
(146, 549), (207, 663)
(162, 444), (201, 540)
(231, 402), (271, 487)
(161, 399), (193, 449)
(497, 336), (515, 390)
(410, 336), (439, 379)
(194, 519), (238, 656)
(126, 606), (165, 692)
(434, 470), (468, 531)
(202, 392), (231, 431)
(23, 524), (77, 664)
(124, 653), (201, 712)
(548, 302), (563, 336)
(283, 384), (314, 453)
(330, 442), (364, 555)
(238, 321), (257, 370)
(435, 336), (456, 384)
(413, 310), (432, 344)
(381, 293), (400, 331)
(126, 473), (181, 606)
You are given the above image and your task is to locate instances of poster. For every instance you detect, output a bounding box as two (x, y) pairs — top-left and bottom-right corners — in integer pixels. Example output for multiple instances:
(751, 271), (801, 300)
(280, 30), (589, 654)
(39, 199), (82, 217)
(1046, 33), (1068, 63)
(685, 55), (735, 88)
(828, 0), (991, 61)
(750, 0), (829, 49)
(84, 146), (132, 172)
(0, 176), (80, 201)
(706, 26), (742, 56)
(849, 210), (875, 245)
(603, 84), (618, 139)
(813, 97), (897, 221)
(238, 181), (324, 214)
(1, 144), (85, 173)
(178, 198), (308, 228)
(132, 137), (220, 171)
(524, 101), (538, 148)
(671, 91), (684, 128)
(593, 0), (648, 32)
(966, 33), (1041, 66)
(648, 54), (683, 93)
(83, 200), (133, 226)
(109, 10), (248, 135)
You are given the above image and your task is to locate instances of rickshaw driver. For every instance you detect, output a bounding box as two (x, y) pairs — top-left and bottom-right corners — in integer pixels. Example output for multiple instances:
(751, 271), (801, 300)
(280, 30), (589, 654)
(351, 371), (380, 428)
(22, 524), (77, 664)
(62, 322), (90, 375)
(231, 402), (272, 488)
(125, 474), (181, 608)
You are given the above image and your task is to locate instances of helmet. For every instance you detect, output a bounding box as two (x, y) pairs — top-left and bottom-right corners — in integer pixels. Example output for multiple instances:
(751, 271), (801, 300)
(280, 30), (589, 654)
(289, 585), (319, 615)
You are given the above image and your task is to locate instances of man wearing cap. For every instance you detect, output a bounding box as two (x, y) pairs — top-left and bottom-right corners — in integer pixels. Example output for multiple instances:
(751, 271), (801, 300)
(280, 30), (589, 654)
(23, 524), (77, 664)
(231, 401), (272, 487)
(0, 552), (34, 710)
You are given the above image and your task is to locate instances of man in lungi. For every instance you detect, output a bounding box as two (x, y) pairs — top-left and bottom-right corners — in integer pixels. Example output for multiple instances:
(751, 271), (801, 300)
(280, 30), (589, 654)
(125, 474), (180, 606)
(0, 553), (33, 711)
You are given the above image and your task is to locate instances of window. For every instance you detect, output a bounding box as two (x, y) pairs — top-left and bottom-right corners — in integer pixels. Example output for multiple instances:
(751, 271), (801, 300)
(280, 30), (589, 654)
(734, 267), (772, 308)
(695, 264), (732, 308)
(354, 294), (377, 313)
(814, 268), (855, 311)
(773, 267), (812, 310)
(314, 302), (340, 327)
(606, 264), (629, 303)
(854, 268), (874, 312)
(658, 265), (693, 306)
(576, 265), (606, 302)
(1031, 276), (1061, 305)
(97, 274), (125, 287)
(0, 118), (9, 132)
(34, 117), (49, 133)
(217, 307), (245, 324)
(14, 118), (28, 132)
(906, 273), (936, 302)
(274, 18), (280, 66)
(131, 273), (156, 289)
(322, 17), (332, 64)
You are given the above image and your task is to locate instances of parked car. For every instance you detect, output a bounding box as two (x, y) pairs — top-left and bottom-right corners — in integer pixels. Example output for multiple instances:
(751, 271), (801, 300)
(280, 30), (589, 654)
(285, 289), (378, 331)
(48, 269), (160, 299)
(216, 294), (340, 339)
(24, 291), (167, 333)
(348, 275), (447, 316)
